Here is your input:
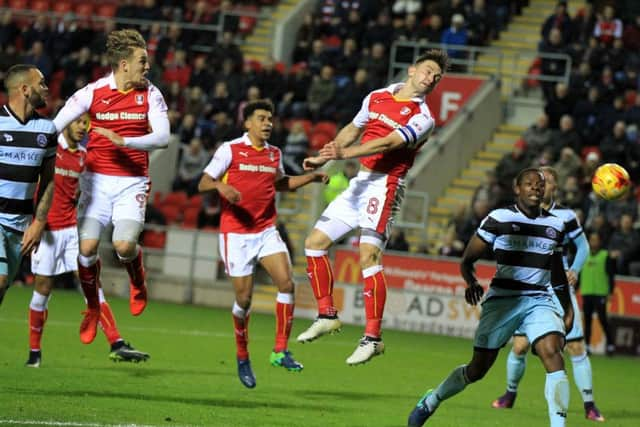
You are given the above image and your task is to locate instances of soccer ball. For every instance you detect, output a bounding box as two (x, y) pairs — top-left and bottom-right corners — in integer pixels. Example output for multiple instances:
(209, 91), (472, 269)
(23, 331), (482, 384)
(591, 163), (631, 200)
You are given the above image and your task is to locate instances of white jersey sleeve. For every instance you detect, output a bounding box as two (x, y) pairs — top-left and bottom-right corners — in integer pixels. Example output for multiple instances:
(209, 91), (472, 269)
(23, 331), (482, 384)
(53, 83), (94, 132)
(203, 142), (232, 180)
(351, 93), (372, 128)
(395, 112), (435, 149)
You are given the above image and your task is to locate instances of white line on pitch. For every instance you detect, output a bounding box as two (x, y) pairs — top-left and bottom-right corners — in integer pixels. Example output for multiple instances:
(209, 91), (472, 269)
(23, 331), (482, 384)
(0, 420), (197, 427)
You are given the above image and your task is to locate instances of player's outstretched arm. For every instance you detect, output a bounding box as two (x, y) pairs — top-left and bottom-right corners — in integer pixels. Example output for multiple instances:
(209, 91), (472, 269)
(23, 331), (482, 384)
(198, 172), (241, 204)
(321, 131), (407, 160)
(275, 172), (328, 192)
(460, 234), (488, 305)
(93, 111), (170, 151)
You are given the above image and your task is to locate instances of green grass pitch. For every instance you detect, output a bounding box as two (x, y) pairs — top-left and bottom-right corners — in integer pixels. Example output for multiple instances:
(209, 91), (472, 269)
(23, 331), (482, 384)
(0, 286), (638, 426)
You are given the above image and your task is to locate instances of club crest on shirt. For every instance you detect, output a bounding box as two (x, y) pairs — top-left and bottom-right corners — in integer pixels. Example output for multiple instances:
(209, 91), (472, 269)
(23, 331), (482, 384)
(36, 134), (47, 147)
(269, 151), (274, 161)
(545, 227), (557, 239)
(400, 106), (411, 115)
(135, 94), (145, 105)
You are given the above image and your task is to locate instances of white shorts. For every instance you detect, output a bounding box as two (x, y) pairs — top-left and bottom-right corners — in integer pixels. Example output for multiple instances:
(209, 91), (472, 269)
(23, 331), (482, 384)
(78, 172), (150, 228)
(31, 226), (79, 276)
(219, 226), (289, 277)
(315, 171), (405, 248)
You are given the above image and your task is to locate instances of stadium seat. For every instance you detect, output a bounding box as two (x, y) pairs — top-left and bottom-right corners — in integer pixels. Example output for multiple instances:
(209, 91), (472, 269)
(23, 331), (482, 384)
(159, 204), (182, 224)
(313, 121), (337, 138)
(74, 2), (93, 18)
(8, 0), (28, 9)
(162, 191), (189, 207)
(30, 0), (50, 12)
(288, 62), (307, 75)
(52, 0), (72, 14)
(95, 3), (117, 17)
(182, 207), (200, 229)
(274, 61), (286, 75)
(310, 130), (332, 151)
(142, 230), (166, 249)
(285, 119), (312, 139)
(187, 194), (203, 208)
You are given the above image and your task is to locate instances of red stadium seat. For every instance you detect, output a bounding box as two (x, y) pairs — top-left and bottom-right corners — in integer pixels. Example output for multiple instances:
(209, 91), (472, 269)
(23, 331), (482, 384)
(75, 2), (93, 18)
(96, 3), (117, 17)
(313, 121), (337, 138)
(187, 194), (203, 208)
(152, 191), (164, 206)
(182, 207), (200, 229)
(285, 119), (312, 139)
(310, 130), (332, 151)
(238, 15), (257, 35)
(159, 205), (182, 224)
(162, 191), (189, 207)
(8, 0), (28, 9)
(52, 0), (72, 14)
(274, 61), (286, 75)
(142, 230), (166, 249)
(30, 0), (50, 12)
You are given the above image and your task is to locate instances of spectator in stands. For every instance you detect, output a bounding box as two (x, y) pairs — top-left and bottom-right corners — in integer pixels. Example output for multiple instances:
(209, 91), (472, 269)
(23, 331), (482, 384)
(599, 121), (628, 165)
(209, 111), (236, 152)
(558, 174), (584, 210)
(540, 28), (570, 100)
(441, 14), (469, 70)
(553, 147), (582, 188)
(580, 151), (601, 190)
(455, 199), (491, 248)
(495, 138), (530, 205)
(214, 0), (240, 35)
(551, 114), (582, 157)
(237, 85), (261, 126)
(571, 3), (596, 45)
(467, 0), (495, 46)
(254, 57), (285, 104)
(421, 14), (444, 43)
(604, 187), (637, 229)
(292, 13), (318, 64)
(173, 138), (212, 196)
(22, 41), (52, 80)
(336, 68), (372, 126)
(545, 83), (574, 129)
(541, 1), (572, 45)
(116, 0), (140, 20)
(282, 121), (310, 176)
(622, 15), (640, 52)
(23, 15), (51, 52)
(523, 114), (554, 153)
(209, 81), (235, 117)
(177, 113), (197, 144)
(215, 58), (244, 105)
(362, 11), (394, 49)
(339, 10), (366, 45)
(184, 86), (206, 118)
(279, 63), (312, 119)
(307, 39), (332, 76)
(438, 0), (467, 28)
(593, 4), (622, 47)
(387, 229), (410, 252)
(607, 213), (639, 276)
(334, 38), (362, 79)
(573, 86), (602, 147)
(0, 44), (19, 88)
(0, 11), (19, 50)
(530, 146), (555, 168)
(210, 31), (243, 72)
(189, 55), (214, 94)
(626, 92), (640, 125)
(569, 61), (595, 99)
(162, 49), (191, 88)
(438, 227), (465, 258)
(358, 43), (388, 88)
(472, 170), (503, 210)
(307, 65), (337, 121)
(392, 0), (422, 16)
(596, 66), (618, 106)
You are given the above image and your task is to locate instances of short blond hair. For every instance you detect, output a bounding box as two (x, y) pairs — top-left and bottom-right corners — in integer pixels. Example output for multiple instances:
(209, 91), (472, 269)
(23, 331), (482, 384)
(106, 29), (147, 69)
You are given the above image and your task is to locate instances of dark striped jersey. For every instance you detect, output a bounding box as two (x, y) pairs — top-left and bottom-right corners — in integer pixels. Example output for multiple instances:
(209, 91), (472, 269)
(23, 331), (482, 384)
(548, 201), (584, 269)
(476, 204), (567, 297)
(0, 105), (57, 232)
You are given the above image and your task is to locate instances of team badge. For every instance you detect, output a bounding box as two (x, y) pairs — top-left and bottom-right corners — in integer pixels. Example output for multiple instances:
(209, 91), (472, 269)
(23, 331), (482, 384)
(545, 227), (557, 239)
(135, 94), (145, 105)
(400, 106), (411, 115)
(269, 151), (274, 161)
(36, 134), (47, 147)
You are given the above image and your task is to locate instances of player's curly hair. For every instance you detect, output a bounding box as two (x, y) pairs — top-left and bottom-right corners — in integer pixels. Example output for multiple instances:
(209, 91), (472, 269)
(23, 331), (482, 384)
(106, 29), (147, 70)
(243, 99), (274, 120)
(415, 49), (450, 73)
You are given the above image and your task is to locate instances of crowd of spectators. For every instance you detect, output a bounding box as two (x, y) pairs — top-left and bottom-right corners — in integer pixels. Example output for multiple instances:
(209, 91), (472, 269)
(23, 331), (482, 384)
(441, 1), (640, 277)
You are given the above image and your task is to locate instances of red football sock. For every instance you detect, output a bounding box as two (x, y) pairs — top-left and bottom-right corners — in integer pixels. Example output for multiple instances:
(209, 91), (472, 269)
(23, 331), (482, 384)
(121, 246), (146, 289)
(99, 301), (121, 345)
(363, 267), (387, 338)
(78, 258), (100, 310)
(28, 309), (47, 351)
(233, 314), (250, 360)
(305, 250), (336, 316)
(274, 299), (294, 353)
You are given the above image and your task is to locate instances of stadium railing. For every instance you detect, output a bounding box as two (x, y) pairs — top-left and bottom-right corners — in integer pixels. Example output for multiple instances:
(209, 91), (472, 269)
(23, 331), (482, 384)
(388, 40), (573, 98)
